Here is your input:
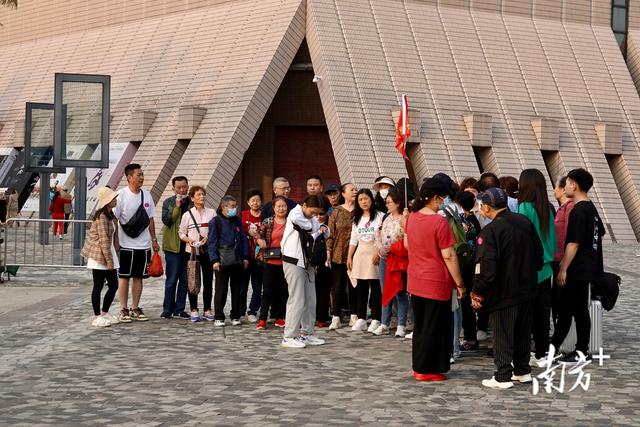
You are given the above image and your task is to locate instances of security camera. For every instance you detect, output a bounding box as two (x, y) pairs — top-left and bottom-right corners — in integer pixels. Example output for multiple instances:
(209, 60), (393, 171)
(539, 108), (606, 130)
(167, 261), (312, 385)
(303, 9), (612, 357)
(312, 75), (322, 83)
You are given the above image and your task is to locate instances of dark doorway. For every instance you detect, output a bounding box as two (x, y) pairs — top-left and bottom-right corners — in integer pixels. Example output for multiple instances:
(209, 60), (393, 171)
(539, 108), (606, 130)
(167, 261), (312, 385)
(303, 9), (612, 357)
(274, 126), (340, 202)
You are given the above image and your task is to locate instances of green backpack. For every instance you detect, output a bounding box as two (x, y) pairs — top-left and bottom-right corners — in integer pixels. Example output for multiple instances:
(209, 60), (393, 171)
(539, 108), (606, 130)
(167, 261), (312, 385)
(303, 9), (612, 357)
(441, 206), (474, 268)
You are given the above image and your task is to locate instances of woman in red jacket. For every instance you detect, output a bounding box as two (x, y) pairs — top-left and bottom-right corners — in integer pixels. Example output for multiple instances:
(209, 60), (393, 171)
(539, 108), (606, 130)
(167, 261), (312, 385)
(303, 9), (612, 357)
(49, 190), (72, 239)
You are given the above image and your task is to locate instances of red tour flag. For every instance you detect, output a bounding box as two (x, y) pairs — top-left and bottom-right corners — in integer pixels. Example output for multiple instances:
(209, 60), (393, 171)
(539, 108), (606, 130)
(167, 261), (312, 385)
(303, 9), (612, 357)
(395, 94), (411, 160)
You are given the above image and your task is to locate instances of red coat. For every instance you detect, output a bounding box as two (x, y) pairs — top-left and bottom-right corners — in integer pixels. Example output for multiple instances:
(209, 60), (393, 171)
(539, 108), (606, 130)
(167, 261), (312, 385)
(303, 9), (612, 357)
(49, 196), (71, 215)
(382, 240), (408, 306)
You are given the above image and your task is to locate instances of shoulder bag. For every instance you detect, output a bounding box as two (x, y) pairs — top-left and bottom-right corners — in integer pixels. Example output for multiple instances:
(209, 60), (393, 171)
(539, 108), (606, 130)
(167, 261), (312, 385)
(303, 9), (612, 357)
(188, 209), (210, 263)
(120, 191), (150, 238)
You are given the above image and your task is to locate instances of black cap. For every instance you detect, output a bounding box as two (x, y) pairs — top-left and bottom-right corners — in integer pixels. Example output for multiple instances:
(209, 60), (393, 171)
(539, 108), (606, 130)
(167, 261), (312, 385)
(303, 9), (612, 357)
(324, 184), (340, 194)
(479, 187), (508, 209)
(432, 172), (455, 193)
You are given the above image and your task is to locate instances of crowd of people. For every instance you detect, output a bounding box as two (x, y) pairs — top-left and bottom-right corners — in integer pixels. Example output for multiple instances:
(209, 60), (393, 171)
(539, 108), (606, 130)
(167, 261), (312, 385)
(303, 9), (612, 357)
(83, 162), (605, 389)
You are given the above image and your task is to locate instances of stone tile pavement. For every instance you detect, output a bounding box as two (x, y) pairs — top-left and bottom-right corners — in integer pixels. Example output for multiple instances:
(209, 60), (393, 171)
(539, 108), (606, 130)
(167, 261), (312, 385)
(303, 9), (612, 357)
(0, 244), (639, 425)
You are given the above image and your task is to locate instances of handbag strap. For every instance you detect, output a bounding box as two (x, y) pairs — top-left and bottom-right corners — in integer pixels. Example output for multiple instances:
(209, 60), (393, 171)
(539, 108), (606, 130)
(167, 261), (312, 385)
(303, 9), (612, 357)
(188, 208), (205, 239)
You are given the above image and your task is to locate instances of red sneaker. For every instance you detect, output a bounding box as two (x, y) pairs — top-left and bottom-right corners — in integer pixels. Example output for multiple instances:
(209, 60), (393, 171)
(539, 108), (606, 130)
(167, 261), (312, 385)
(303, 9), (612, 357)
(274, 319), (285, 328)
(315, 321), (328, 328)
(413, 372), (447, 381)
(256, 320), (266, 330)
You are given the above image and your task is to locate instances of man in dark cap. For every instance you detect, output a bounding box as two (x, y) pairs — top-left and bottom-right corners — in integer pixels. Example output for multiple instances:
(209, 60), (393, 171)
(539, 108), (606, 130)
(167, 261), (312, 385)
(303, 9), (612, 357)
(324, 184), (341, 210)
(471, 188), (544, 389)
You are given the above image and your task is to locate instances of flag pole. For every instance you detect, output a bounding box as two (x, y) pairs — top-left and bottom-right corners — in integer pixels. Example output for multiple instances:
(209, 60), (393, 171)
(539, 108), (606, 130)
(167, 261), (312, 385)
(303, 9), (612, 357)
(404, 176), (408, 210)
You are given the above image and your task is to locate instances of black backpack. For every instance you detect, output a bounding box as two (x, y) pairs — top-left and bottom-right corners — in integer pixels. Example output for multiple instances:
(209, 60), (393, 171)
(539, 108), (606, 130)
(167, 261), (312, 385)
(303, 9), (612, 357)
(591, 271), (620, 311)
(120, 191), (150, 238)
(293, 223), (327, 268)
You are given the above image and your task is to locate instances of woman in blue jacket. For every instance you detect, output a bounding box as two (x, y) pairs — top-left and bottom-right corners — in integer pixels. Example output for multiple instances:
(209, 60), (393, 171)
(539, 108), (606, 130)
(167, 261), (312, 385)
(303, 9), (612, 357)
(208, 195), (250, 327)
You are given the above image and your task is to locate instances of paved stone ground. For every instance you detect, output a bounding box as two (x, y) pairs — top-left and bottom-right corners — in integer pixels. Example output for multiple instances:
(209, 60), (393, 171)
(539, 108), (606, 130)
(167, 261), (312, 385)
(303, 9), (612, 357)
(0, 244), (639, 426)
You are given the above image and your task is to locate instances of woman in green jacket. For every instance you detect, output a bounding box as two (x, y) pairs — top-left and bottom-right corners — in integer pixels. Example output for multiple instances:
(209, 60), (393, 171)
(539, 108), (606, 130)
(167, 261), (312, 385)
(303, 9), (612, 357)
(518, 169), (557, 367)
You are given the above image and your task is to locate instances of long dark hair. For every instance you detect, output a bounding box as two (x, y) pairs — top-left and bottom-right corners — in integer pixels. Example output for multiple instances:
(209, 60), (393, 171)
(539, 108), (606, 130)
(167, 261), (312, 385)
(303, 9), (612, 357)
(91, 204), (115, 221)
(518, 169), (551, 235)
(353, 189), (378, 225)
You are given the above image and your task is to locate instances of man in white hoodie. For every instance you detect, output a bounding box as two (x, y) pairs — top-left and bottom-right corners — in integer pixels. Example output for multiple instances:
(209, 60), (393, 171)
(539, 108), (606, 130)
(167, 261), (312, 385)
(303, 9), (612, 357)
(280, 195), (330, 348)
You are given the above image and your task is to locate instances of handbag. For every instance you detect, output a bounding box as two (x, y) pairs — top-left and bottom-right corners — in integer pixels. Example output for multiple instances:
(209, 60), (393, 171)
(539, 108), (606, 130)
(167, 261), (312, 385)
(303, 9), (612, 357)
(120, 191), (150, 238)
(188, 209), (210, 262)
(262, 247), (282, 260)
(148, 250), (164, 277)
(215, 216), (242, 267)
(187, 248), (201, 295)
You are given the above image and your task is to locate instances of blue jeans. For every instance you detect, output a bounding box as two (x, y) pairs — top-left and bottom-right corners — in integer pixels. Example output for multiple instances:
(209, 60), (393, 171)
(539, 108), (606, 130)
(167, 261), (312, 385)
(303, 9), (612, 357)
(163, 251), (188, 315)
(240, 258), (264, 316)
(379, 257), (409, 327)
(452, 303), (462, 354)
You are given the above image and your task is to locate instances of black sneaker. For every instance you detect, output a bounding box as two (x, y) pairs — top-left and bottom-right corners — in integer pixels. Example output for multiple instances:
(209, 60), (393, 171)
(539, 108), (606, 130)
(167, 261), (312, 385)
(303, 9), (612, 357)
(559, 351), (592, 364)
(160, 312), (172, 319)
(459, 340), (480, 353)
(174, 311), (190, 319)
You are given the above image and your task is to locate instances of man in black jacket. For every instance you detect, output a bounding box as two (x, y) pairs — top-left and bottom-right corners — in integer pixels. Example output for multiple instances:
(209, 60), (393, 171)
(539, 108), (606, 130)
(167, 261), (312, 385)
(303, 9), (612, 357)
(472, 188), (544, 389)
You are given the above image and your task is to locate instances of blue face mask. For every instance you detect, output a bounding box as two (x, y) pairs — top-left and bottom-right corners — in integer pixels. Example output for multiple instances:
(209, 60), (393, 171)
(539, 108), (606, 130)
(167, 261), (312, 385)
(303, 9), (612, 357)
(438, 196), (450, 211)
(227, 207), (237, 217)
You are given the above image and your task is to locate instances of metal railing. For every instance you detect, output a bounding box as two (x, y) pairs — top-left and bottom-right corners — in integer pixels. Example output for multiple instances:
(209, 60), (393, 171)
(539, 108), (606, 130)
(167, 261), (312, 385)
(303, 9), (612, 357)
(1, 218), (91, 278)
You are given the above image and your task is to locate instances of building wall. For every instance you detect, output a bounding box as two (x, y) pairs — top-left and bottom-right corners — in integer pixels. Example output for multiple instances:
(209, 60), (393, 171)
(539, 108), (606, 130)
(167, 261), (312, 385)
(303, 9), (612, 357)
(307, 0), (640, 242)
(0, 0), (236, 48)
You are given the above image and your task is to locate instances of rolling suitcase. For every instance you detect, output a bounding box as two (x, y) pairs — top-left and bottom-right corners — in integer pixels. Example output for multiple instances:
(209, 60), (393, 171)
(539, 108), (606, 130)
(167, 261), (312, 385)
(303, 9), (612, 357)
(559, 299), (603, 354)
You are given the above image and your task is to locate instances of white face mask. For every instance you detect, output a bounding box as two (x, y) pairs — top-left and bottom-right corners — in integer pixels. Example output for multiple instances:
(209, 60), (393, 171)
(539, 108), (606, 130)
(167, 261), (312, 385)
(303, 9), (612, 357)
(379, 189), (389, 200)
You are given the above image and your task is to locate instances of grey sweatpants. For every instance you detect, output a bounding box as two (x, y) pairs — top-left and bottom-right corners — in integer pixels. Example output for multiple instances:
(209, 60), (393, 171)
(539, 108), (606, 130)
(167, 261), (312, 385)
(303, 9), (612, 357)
(283, 262), (317, 339)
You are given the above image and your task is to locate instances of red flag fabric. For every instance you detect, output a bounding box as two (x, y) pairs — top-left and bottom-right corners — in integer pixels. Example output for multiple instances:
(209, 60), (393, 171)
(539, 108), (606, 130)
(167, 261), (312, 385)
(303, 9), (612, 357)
(382, 239), (409, 306)
(395, 94), (411, 160)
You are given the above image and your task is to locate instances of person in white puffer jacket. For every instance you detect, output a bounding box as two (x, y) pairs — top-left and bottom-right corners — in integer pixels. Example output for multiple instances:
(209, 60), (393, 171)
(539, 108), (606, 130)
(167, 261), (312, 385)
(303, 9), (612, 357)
(280, 195), (330, 348)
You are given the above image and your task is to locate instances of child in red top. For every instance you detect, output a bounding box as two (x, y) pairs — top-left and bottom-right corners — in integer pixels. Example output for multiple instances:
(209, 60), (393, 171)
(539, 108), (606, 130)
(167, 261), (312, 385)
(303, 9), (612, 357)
(240, 189), (264, 321)
(49, 191), (72, 238)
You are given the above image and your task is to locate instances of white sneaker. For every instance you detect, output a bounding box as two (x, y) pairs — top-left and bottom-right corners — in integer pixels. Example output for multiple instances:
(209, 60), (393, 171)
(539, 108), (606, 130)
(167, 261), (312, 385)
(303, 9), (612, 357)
(351, 318), (368, 331)
(91, 315), (112, 328)
(511, 374), (533, 384)
(281, 337), (306, 348)
(405, 331), (413, 340)
(349, 314), (358, 326)
(395, 325), (406, 338)
(231, 319), (241, 326)
(104, 313), (119, 324)
(530, 355), (548, 368)
(300, 335), (325, 346)
(477, 330), (488, 341)
(214, 320), (226, 327)
(247, 314), (258, 323)
(482, 377), (514, 389)
(329, 316), (341, 330)
(372, 324), (389, 336)
(367, 320), (381, 333)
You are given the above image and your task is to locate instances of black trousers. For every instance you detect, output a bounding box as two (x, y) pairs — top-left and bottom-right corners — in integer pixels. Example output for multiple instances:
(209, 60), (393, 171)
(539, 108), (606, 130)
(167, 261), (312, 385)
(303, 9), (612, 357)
(461, 266), (478, 342)
(412, 296), (451, 374)
(331, 263), (357, 316)
(550, 261), (561, 327)
(491, 301), (533, 382)
(315, 265), (332, 322)
(551, 278), (591, 353)
(259, 264), (288, 321)
(188, 253), (214, 312)
(356, 279), (381, 321)
(532, 277), (551, 358)
(214, 264), (243, 321)
(91, 269), (118, 315)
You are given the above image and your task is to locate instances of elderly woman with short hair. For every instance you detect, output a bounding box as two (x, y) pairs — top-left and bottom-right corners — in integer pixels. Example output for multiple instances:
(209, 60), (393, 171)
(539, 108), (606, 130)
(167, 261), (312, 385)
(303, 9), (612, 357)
(207, 195), (250, 327)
